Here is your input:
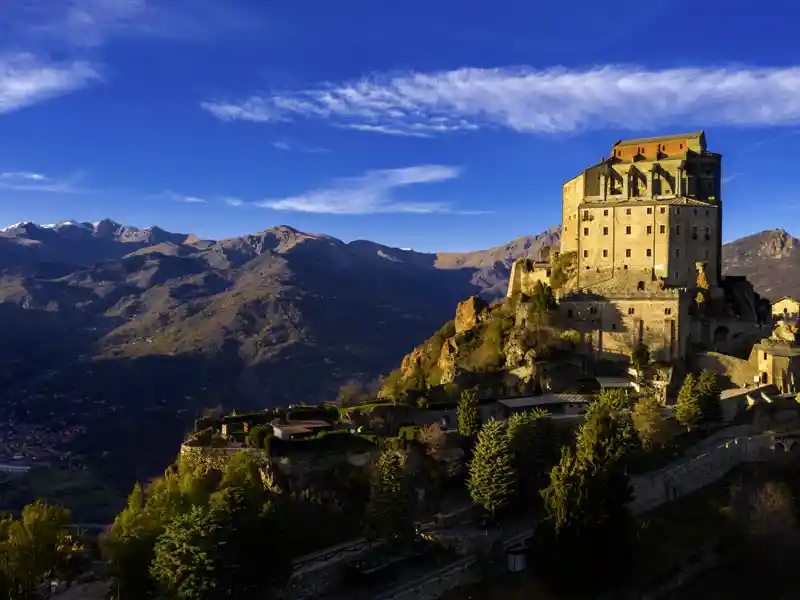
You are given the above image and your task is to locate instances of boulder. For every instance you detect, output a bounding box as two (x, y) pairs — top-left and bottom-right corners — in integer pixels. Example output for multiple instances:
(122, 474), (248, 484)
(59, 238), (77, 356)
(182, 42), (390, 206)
(455, 296), (488, 333)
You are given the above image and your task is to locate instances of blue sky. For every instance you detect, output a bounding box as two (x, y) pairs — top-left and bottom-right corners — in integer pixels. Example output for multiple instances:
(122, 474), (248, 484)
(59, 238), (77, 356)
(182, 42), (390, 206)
(1, 0), (800, 252)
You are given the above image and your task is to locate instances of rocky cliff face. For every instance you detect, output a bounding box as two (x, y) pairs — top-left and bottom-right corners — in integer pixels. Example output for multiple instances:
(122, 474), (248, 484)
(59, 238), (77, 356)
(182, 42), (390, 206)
(722, 229), (800, 300)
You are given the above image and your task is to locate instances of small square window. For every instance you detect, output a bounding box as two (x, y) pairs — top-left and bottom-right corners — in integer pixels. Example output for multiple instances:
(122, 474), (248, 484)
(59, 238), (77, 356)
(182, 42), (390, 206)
(603, 226), (609, 235)
(626, 249), (631, 258)
(611, 323), (617, 331)
(584, 227), (589, 236)
(647, 207), (652, 214)
(626, 208), (632, 215)
(660, 207), (665, 214)
(626, 226), (631, 235)
(646, 248), (652, 257)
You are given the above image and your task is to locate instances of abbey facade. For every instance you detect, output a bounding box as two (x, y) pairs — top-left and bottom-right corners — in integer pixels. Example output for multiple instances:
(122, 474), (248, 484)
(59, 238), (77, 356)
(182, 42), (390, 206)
(509, 132), (769, 364)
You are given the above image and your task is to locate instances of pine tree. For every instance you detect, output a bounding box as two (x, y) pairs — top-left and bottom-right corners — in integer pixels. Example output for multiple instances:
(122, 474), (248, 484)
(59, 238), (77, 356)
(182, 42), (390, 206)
(507, 409), (553, 503)
(697, 369), (723, 425)
(630, 343), (650, 375)
(675, 373), (702, 431)
(457, 388), (481, 438)
(632, 396), (669, 450)
(363, 451), (414, 542)
(468, 418), (517, 517)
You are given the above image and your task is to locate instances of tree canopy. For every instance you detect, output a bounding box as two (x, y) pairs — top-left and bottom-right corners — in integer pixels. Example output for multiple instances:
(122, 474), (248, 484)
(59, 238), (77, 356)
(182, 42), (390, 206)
(468, 418), (517, 517)
(457, 388), (481, 438)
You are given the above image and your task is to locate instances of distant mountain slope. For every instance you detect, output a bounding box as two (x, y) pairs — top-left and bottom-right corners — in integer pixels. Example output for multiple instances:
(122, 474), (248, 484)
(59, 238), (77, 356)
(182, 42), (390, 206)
(722, 229), (800, 300)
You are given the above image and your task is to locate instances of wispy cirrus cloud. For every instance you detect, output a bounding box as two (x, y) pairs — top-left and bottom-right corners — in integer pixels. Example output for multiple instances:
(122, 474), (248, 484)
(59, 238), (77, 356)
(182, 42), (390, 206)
(255, 165), (481, 215)
(201, 65), (800, 136)
(4, 0), (255, 49)
(0, 169), (90, 193)
(223, 197), (244, 207)
(0, 53), (101, 115)
(155, 190), (209, 204)
(271, 140), (330, 153)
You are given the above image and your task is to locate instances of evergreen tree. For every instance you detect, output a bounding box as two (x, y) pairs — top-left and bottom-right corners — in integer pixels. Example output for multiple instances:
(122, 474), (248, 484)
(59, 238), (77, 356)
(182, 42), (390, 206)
(468, 418), (517, 517)
(675, 373), (702, 431)
(632, 396), (669, 450)
(507, 409), (553, 504)
(537, 397), (634, 594)
(457, 388), (481, 438)
(697, 369), (723, 426)
(530, 281), (556, 315)
(363, 451), (414, 542)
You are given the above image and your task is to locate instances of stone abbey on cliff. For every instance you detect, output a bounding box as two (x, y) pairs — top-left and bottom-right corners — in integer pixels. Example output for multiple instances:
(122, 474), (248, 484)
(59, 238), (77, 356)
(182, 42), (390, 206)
(509, 131), (769, 364)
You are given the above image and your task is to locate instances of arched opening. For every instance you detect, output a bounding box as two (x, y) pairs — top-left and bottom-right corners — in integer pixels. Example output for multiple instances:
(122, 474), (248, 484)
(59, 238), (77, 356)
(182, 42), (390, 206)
(761, 372), (769, 384)
(713, 326), (729, 344)
(774, 442), (786, 453)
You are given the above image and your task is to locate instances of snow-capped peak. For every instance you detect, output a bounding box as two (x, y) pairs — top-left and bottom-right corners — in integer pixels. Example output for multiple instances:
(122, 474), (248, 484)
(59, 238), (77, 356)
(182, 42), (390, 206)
(1, 221), (37, 232)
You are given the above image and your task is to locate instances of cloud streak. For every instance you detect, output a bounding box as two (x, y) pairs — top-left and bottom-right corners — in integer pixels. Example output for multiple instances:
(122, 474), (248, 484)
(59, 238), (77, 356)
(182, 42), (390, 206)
(0, 53), (101, 115)
(255, 165), (470, 214)
(201, 65), (800, 136)
(0, 170), (90, 193)
(271, 140), (330, 153)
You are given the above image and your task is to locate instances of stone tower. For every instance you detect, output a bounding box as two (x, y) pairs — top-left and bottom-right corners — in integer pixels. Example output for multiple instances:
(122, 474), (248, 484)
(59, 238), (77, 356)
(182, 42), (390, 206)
(560, 131), (723, 294)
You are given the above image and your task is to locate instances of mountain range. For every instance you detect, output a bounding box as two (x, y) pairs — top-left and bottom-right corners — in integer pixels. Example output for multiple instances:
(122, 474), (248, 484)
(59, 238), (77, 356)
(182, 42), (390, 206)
(0, 219), (795, 484)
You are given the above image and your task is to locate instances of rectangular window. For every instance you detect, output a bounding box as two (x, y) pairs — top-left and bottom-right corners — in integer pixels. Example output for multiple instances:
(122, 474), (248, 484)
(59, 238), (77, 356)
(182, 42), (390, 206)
(603, 226), (609, 235)
(602, 249), (608, 258)
(603, 209), (609, 216)
(626, 226), (631, 235)
(626, 208), (632, 215)
(676, 248), (681, 257)
(676, 208), (681, 214)
(626, 249), (631, 258)
(660, 207), (666, 214)
(646, 248), (652, 257)
(583, 250), (588, 258)
(676, 226), (681, 234)
(647, 225), (652, 234)
(660, 225), (666, 234)
(583, 210), (589, 219)
(584, 227), (589, 236)
(665, 308), (672, 316)
(647, 207), (652, 214)
(692, 226), (698, 240)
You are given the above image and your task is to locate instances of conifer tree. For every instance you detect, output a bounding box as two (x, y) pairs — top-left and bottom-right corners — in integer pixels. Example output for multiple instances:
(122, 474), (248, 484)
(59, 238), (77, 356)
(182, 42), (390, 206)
(507, 409), (553, 503)
(363, 451), (413, 542)
(697, 369), (723, 425)
(468, 418), (517, 517)
(632, 396), (669, 450)
(457, 388), (481, 438)
(675, 373), (702, 431)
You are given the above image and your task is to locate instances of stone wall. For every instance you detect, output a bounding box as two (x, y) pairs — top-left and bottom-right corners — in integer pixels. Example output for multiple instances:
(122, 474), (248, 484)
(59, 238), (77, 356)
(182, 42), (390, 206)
(372, 556), (478, 600)
(179, 444), (267, 472)
(694, 351), (756, 388)
(628, 427), (779, 514)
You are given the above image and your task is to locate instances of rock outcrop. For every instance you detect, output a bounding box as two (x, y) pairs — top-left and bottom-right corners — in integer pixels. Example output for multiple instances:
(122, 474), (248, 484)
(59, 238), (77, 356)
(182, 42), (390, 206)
(455, 296), (488, 333)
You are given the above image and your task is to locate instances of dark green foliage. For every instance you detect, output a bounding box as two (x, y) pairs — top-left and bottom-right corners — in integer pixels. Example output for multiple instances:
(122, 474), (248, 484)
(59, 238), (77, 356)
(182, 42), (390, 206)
(468, 419), (517, 517)
(363, 451), (414, 542)
(286, 404), (339, 422)
(529, 281), (556, 315)
(537, 392), (634, 593)
(457, 389), (481, 437)
(150, 488), (290, 600)
(507, 409), (554, 505)
(698, 369), (723, 425)
(245, 425), (273, 449)
(632, 395), (669, 450)
(0, 501), (83, 598)
(631, 343), (650, 373)
(675, 373), (702, 431)
(398, 425), (420, 441)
